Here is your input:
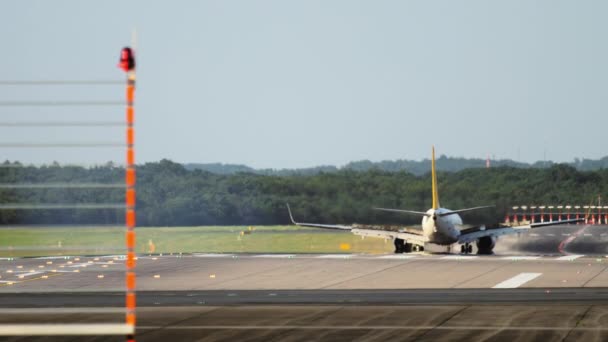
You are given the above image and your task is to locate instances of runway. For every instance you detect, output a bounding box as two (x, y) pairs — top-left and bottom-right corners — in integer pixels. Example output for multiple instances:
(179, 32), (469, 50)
(1, 252), (608, 293)
(1, 225), (607, 341)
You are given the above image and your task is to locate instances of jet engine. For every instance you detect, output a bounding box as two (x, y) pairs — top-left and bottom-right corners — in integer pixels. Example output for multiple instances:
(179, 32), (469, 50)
(476, 236), (496, 255)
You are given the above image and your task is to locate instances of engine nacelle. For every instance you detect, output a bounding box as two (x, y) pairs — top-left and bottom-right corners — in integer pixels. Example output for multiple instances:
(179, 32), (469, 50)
(476, 236), (496, 255)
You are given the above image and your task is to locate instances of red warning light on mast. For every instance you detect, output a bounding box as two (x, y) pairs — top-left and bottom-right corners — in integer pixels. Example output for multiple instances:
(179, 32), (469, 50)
(118, 47), (136, 72)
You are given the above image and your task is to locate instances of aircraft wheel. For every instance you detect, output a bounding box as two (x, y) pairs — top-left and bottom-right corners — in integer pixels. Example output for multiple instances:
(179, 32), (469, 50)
(467, 244), (473, 254)
(394, 238), (405, 254)
(404, 243), (413, 253)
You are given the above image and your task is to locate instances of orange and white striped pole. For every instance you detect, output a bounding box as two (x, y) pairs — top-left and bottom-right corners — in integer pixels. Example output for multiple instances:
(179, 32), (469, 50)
(119, 46), (137, 342)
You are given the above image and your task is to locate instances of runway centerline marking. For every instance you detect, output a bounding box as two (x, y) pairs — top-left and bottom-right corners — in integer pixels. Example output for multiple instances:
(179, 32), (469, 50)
(492, 272), (542, 289)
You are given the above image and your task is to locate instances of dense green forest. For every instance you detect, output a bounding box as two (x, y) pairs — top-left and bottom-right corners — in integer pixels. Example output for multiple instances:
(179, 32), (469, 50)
(0, 159), (606, 226)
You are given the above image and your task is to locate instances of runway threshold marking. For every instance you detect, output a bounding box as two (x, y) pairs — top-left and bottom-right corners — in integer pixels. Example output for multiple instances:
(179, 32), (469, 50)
(492, 273), (542, 289)
(556, 255), (583, 261)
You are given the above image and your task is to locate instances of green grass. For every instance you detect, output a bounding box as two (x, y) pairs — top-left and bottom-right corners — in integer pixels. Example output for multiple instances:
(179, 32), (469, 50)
(0, 226), (393, 257)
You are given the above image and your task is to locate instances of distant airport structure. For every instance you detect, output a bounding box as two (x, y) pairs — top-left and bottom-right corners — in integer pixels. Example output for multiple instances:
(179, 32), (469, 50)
(505, 204), (608, 225)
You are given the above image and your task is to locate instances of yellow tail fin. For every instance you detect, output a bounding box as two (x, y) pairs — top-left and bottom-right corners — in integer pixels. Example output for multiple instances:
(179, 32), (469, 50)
(431, 146), (440, 209)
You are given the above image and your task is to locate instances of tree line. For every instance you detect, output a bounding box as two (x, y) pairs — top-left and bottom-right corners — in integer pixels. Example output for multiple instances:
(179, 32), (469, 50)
(185, 155), (608, 176)
(0, 159), (606, 226)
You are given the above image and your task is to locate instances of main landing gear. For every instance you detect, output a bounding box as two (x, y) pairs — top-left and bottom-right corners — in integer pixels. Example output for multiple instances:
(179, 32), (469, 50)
(394, 239), (423, 254)
(460, 243), (473, 254)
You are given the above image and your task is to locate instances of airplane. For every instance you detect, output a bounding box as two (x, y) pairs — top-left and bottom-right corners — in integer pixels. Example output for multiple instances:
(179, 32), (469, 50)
(287, 147), (583, 255)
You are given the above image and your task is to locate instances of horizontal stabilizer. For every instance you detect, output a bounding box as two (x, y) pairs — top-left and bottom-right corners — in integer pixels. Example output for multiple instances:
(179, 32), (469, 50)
(437, 205), (495, 217)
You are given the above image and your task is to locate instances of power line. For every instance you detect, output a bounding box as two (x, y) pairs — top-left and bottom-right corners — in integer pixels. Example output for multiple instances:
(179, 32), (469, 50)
(0, 143), (124, 148)
(0, 80), (123, 85)
(0, 204), (126, 210)
(0, 121), (124, 127)
(0, 101), (123, 107)
(0, 183), (125, 189)
(0, 163), (126, 168)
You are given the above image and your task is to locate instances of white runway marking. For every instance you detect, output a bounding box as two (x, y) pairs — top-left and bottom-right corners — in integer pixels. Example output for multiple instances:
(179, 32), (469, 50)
(556, 255), (583, 261)
(493, 273), (542, 289)
(501, 256), (540, 261)
(34, 256), (71, 260)
(15, 271), (43, 277)
(100, 255), (126, 259)
(0, 323), (134, 336)
(440, 255), (479, 260)
(377, 255), (417, 259)
(316, 254), (352, 259)
(193, 254), (233, 258)
(253, 254), (296, 258)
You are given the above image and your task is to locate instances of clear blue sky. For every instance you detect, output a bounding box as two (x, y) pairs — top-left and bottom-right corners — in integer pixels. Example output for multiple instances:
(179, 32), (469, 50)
(1, 1), (607, 168)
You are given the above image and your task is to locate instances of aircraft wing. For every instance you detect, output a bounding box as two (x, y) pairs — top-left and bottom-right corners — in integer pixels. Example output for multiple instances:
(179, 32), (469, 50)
(457, 218), (584, 244)
(457, 225), (525, 244)
(286, 203), (352, 230)
(287, 204), (427, 245)
(515, 218), (584, 229)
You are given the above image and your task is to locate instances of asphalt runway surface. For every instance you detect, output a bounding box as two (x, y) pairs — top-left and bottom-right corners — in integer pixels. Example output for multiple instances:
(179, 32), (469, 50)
(1, 224), (608, 341)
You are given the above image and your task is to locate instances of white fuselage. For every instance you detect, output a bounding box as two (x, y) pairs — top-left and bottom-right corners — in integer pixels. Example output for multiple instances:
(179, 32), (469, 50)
(421, 208), (463, 245)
